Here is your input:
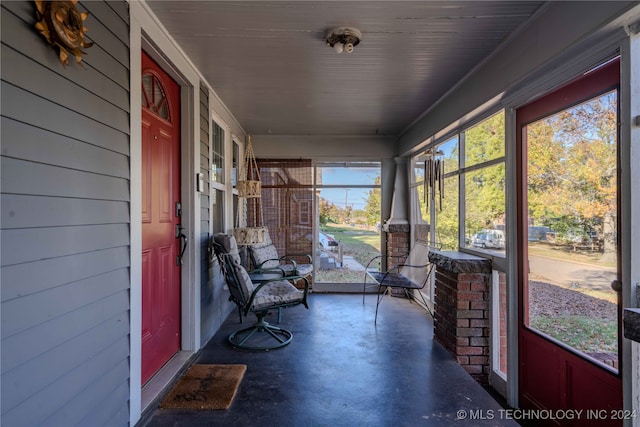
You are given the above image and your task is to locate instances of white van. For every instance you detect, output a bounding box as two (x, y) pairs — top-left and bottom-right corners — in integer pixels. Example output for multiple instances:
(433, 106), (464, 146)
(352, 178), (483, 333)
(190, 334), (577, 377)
(471, 229), (505, 249)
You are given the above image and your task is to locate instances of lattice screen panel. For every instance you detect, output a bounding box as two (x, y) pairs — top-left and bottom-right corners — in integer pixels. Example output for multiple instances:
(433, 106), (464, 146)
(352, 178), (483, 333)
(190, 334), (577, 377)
(249, 159), (313, 261)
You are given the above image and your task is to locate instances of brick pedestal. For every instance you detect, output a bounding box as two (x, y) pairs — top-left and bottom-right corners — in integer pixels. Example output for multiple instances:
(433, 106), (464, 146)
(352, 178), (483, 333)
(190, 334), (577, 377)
(384, 224), (411, 297)
(429, 251), (492, 384)
(386, 227), (410, 261)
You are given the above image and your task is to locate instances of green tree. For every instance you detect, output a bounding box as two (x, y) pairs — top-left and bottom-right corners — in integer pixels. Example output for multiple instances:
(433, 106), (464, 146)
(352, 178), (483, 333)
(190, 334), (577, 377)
(319, 197), (339, 226)
(463, 112), (506, 236)
(363, 176), (381, 227)
(433, 138), (460, 249)
(436, 175), (459, 250)
(526, 92), (617, 256)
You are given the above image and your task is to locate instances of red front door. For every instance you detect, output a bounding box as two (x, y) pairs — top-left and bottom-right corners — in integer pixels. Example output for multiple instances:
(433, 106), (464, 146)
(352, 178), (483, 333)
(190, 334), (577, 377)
(141, 51), (182, 385)
(517, 59), (622, 425)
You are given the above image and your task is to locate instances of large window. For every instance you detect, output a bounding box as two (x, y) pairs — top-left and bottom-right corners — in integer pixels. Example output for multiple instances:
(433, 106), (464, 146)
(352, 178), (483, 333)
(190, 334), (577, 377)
(437, 175), (459, 250)
(462, 112), (506, 253)
(315, 162), (381, 285)
(436, 137), (459, 250)
(411, 111), (505, 254)
(411, 136), (459, 248)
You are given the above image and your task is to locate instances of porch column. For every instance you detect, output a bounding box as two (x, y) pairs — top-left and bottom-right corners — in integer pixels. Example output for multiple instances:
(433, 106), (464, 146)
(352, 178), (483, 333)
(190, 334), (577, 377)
(382, 157), (409, 232)
(429, 251), (492, 384)
(382, 157), (412, 295)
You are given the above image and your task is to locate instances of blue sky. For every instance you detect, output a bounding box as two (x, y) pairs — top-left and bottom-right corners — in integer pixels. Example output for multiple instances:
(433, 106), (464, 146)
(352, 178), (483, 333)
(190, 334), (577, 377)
(317, 165), (380, 210)
(320, 188), (370, 210)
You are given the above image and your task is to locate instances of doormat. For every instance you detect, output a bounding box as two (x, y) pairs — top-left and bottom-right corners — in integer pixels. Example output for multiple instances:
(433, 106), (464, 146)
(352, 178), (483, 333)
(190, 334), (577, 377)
(160, 364), (247, 410)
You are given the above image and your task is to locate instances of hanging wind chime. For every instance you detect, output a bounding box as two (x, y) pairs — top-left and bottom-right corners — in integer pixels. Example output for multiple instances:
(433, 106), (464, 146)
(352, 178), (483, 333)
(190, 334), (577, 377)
(234, 135), (267, 245)
(424, 149), (445, 211)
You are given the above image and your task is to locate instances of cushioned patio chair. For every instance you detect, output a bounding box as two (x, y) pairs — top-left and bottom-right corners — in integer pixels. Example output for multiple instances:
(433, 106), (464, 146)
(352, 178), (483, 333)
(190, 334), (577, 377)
(362, 241), (439, 323)
(213, 235), (309, 350)
(247, 229), (313, 279)
(212, 233), (253, 271)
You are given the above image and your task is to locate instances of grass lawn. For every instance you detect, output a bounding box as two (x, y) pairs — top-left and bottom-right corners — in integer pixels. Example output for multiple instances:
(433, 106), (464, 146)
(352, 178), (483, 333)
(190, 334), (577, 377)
(322, 223), (381, 266)
(530, 314), (617, 354)
(316, 223), (381, 283)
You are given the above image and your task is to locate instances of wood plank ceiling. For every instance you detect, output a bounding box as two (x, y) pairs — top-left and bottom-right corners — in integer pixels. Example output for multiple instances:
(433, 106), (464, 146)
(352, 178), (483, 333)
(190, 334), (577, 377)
(146, 1), (544, 137)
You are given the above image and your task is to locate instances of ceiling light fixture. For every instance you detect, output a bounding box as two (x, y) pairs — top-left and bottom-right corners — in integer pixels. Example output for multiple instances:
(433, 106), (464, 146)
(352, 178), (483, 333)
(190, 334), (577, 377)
(326, 26), (362, 54)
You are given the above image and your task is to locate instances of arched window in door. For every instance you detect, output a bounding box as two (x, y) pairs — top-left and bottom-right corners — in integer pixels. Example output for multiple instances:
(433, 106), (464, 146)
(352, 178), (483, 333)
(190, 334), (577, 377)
(142, 73), (171, 121)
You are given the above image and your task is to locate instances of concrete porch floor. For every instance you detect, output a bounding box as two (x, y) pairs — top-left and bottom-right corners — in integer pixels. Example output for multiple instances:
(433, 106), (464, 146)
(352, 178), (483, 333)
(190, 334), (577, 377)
(140, 293), (519, 427)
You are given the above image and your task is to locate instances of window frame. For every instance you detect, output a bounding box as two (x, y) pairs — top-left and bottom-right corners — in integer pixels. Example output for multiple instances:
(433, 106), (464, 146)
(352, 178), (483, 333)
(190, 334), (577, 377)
(313, 160), (382, 289)
(211, 119), (226, 187)
(209, 114), (236, 234)
(410, 110), (507, 258)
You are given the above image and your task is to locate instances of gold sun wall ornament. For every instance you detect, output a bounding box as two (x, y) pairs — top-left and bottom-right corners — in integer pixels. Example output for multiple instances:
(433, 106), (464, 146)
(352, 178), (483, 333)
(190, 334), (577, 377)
(35, 0), (94, 67)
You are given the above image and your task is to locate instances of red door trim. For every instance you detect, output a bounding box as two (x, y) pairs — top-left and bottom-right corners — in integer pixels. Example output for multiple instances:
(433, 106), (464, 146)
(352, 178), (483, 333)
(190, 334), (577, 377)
(516, 58), (622, 421)
(517, 59), (620, 126)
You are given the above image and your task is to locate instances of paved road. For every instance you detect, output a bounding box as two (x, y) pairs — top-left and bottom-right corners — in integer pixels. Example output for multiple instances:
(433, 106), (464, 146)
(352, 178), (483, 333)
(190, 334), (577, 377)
(529, 255), (617, 293)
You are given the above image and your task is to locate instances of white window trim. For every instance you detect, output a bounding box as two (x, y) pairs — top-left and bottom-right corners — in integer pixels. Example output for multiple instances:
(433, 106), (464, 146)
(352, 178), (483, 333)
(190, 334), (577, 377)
(490, 269), (508, 399)
(210, 114), (227, 191)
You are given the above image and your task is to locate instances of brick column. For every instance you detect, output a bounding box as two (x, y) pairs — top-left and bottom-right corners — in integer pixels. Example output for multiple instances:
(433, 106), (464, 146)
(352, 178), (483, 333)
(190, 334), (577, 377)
(384, 223), (410, 297)
(428, 251), (492, 384)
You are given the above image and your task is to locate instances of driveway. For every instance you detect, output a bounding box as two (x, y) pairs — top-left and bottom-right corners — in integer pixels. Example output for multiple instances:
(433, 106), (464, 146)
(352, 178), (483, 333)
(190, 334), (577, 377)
(528, 255), (616, 293)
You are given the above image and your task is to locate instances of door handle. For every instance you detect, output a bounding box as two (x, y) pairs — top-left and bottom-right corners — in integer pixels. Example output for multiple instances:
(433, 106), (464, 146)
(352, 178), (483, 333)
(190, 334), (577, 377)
(176, 224), (188, 265)
(611, 279), (622, 293)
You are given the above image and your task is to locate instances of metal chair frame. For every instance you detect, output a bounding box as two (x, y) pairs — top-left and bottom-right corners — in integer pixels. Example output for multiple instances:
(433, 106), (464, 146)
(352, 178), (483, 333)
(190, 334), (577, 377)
(246, 229), (313, 279)
(363, 243), (439, 323)
(214, 242), (309, 350)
